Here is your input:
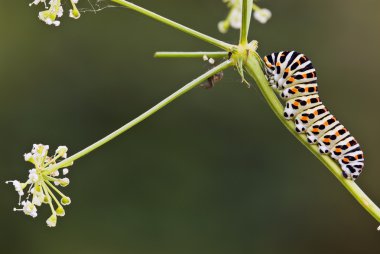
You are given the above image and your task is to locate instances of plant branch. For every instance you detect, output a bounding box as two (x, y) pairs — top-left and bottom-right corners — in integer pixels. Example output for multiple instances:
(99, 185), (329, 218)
(45, 60), (233, 175)
(111, 0), (234, 51)
(244, 53), (380, 225)
(240, 0), (253, 45)
(154, 51), (229, 59)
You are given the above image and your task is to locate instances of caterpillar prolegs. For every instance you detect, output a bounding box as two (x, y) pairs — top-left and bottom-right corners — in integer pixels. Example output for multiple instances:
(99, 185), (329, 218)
(263, 51), (364, 180)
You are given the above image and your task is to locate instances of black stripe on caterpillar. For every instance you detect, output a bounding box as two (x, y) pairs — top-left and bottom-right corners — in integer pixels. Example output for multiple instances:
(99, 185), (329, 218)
(263, 51), (364, 180)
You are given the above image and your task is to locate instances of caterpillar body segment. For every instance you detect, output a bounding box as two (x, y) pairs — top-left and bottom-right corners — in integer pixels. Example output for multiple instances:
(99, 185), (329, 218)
(317, 125), (350, 154)
(294, 105), (330, 133)
(331, 136), (360, 160)
(284, 94), (322, 120)
(264, 51), (364, 180)
(306, 115), (339, 144)
(280, 83), (319, 100)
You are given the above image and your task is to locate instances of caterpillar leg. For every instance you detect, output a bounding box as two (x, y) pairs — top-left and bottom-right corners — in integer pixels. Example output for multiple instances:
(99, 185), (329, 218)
(306, 115), (339, 144)
(263, 50), (365, 180)
(318, 124), (350, 154)
(284, 94), (322, 120)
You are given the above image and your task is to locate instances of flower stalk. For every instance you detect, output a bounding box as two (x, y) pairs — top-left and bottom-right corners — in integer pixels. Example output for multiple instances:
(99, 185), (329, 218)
(18, 0), (379, 229)
(240, 0), (253, 45)
(45, 60), (233, 175)
(111, 0), (234, 51)
(154, 51), (229, 59)
(244, 52), (380, 224)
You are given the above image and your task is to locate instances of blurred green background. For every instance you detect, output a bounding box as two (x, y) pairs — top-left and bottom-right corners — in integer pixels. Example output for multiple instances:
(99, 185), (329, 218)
(1, 0), (379, 253)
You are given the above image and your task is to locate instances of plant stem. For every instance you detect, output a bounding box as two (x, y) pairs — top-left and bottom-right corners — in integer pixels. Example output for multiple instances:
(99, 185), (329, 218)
(244, 53), (380, 225)
(240, 0), (253, 46)
(154, 51), (229, 59)
(252, 3), (260, 12)
(111, 0), (233, 51)
(45, 60), (233, 175)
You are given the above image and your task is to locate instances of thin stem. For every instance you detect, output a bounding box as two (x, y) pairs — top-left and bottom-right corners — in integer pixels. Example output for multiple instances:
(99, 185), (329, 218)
(252, 3), (260, 12)
(154, 51), (229, 59)
(111, 0), (233, 51)
(240, 0), (253, 45)
(41, 182), (56, 214)
(44, 182), (61, 207)
(44, 180), (67, 198)
(244, 53), (380, 225)
(45, 60), (233, 175)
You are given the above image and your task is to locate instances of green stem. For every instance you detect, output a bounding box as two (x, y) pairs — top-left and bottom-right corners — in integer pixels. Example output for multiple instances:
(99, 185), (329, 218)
(240, 0), (253, 45)
(244, 53), (380, 225)
(111, 0), (233, 51)
(154, 51), (229, 59)
(41, 182), (56, 214)
(252, 3), (260, 12)
(44, 180), (67, 198)
(45, 60), (233, 175)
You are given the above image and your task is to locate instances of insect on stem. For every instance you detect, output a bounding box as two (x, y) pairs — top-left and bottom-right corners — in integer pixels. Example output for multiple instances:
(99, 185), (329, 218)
(44, 60), (234, 175)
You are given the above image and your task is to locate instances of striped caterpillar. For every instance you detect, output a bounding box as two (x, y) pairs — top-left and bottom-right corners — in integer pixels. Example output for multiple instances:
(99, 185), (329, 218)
(263, 51), (364, 180)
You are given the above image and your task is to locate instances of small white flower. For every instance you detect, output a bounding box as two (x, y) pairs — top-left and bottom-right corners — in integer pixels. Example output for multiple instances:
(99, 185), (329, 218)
(32, 144), (49, 156)
(378, 225), (380, 231)
(29, 0), (46, 7)
(51, 170), (59, 177)
(56, 206), (65, 217)
(6, 180), (25, 196)
(60, 178), (70, 187)
(230, 8), (242, 29)
(61, 196), (71, 206)
(253, 8), (272, 24)
(24, 153), (33, 162)
(31, 186), (45, 206)
(21, 201), (38, 218)
(46, 213), (57, 227)
(57, 6), (63, 18)
(28, 169), (39, 183)
(32, 0), (81, 26)
(62, 168), (69, 175)
(7, 144), (73, 227)
(208, 58), (215, 65)
(218, 21), (229, 34)
(55, 146), (68, 159)
(218, 0), (272, 33)
(69, 9), (81, 19)
(203, 55), (209, 61)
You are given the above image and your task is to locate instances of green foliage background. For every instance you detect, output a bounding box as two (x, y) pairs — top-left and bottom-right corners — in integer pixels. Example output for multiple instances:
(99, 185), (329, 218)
(1, 0), (379, 253)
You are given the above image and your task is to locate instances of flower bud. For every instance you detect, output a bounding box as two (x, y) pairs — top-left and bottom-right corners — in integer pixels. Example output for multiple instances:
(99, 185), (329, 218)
(55, 146), (68, 158)
(61, 196), (71, 206)
(56, 206), (65, 217)
(59, 178), (70, 187)
(46, 214), (57, 227)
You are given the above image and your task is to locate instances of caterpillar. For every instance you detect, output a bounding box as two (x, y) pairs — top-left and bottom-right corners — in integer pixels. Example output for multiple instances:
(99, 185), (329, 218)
(263, 51), (364, 180)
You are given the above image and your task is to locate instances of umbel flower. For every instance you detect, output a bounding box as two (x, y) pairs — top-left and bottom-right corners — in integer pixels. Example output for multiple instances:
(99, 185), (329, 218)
(6, 144), (73, 227)
(218, 0), (272, 33)
(29, 0), (81, 26)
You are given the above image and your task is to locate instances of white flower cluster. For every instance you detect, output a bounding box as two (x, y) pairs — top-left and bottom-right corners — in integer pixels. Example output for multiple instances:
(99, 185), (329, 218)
(218, 0), (272, 34)
(6, 144), (73, 227)
(29, 0), (81, 26)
